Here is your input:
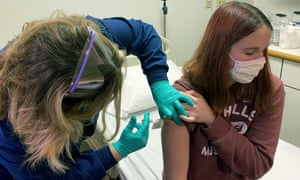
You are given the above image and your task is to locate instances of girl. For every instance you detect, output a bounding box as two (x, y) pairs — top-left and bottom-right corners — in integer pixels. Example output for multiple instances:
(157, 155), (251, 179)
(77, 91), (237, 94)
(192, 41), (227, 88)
(161, 1), (285, 179)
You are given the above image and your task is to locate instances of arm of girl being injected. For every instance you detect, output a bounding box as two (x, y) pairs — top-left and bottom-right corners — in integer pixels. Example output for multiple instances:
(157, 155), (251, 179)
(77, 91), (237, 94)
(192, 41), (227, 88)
(161, 119), (190, 180)
(160, 90), (217, 180)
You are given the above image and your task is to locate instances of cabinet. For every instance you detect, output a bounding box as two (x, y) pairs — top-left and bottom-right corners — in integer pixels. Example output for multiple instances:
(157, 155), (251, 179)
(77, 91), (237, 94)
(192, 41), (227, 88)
(269, 56), (283, 78)
(281, 60), (300, 89)
(269, 56), (300, 147)
(281, 87), (300, 147)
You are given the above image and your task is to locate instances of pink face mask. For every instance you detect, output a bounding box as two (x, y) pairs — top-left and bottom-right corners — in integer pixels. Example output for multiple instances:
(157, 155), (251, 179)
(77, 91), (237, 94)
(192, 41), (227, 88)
(229, 54), (266, 84)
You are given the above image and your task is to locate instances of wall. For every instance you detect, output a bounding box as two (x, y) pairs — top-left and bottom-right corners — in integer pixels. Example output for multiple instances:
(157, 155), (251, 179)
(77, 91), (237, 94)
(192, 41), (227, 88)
(165, 0), (215, 64)
(1, 0), (299, 65)
(0, 0), (162, 51)
(0, 0), (216, 66)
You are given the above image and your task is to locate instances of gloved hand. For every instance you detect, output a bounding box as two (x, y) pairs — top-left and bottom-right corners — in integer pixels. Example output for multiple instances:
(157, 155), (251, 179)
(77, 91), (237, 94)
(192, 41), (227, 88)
(112, 112), (150, 158)
(150, 80), (194, 124)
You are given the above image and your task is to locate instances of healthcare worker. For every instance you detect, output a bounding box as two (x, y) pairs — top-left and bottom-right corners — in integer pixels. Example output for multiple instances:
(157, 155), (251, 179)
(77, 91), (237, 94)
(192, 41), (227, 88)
(0, 14), (193, 124)
(0, 13), (181, 179)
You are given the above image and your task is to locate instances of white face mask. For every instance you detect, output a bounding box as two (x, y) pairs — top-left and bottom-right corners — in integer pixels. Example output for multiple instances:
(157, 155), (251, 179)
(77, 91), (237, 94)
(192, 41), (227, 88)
(229, 54), (266, 84)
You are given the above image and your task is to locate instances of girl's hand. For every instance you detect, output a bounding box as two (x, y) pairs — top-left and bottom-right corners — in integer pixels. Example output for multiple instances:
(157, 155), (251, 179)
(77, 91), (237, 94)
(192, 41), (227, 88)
(180, 90), (216, 126)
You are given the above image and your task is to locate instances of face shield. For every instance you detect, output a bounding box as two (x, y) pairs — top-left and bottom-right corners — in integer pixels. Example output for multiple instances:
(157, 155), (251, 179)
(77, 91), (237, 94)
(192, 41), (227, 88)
(65, 27), (123, 98)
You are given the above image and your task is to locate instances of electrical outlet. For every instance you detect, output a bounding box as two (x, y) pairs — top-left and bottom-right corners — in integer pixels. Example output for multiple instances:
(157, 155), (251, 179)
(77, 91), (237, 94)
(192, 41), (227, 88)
(206, 0), (212, 9)
(216, 0), (225, 7)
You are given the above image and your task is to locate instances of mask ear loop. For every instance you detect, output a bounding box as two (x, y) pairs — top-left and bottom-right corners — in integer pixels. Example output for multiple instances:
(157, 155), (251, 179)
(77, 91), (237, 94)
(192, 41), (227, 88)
(69, 28), (96, 94)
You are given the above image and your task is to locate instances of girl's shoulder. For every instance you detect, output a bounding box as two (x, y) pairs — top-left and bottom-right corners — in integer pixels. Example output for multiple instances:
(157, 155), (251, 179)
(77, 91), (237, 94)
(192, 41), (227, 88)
(173, 76), (194, 92)
(271, 74), (284, 92)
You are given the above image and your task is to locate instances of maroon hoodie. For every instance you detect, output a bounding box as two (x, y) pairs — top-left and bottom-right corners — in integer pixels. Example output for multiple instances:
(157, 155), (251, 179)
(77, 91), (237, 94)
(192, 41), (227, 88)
(173, 74), (284, 180)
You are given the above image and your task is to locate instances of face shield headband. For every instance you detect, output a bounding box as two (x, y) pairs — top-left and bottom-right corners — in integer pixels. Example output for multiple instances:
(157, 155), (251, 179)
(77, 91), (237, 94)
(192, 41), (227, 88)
(65, 27), (121, 98)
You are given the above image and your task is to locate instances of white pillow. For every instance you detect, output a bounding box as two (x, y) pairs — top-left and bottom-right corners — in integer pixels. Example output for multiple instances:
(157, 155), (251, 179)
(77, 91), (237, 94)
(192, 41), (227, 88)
(167, 60), (183, 84)
(106, 60), (182, 119)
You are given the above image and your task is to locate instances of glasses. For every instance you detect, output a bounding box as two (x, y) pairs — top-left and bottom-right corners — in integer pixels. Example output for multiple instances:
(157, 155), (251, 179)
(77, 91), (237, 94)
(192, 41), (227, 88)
(65, 27), (122, 98)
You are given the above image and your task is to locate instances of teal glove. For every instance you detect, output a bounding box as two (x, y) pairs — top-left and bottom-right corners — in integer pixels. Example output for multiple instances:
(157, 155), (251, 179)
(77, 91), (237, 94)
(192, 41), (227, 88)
(112, 112), (150, 157)
(150, 80), (194, 124)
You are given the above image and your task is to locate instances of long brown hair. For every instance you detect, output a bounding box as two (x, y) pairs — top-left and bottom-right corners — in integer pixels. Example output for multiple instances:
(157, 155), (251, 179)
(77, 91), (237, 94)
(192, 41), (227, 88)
(0, 13), (124, 173)
(183, 1), (274, 115)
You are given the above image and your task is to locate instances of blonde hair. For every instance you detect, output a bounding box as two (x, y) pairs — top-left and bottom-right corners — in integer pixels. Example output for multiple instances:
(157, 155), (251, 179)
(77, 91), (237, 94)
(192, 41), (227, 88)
(0, 12), (124, 173)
